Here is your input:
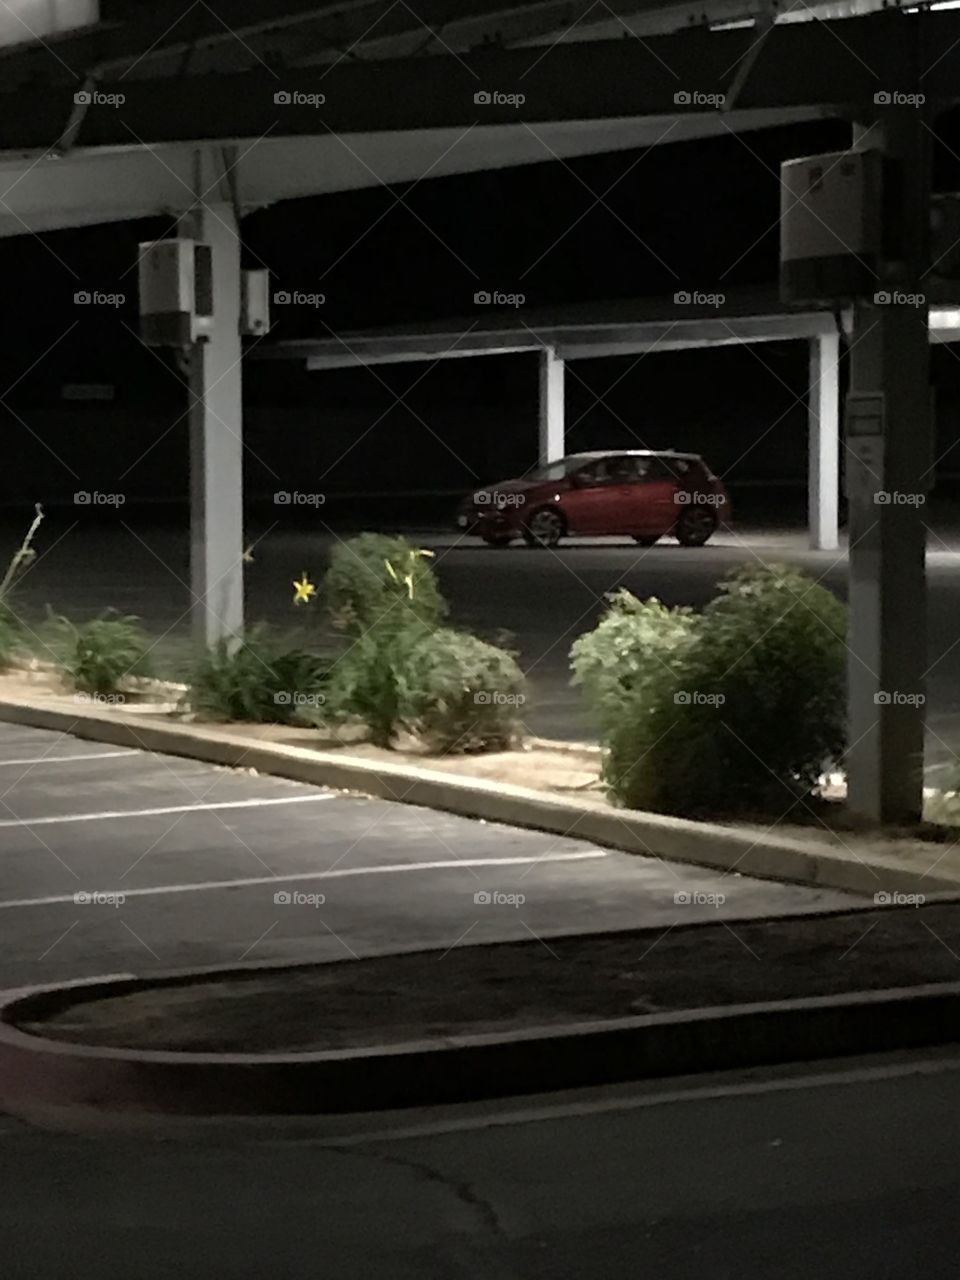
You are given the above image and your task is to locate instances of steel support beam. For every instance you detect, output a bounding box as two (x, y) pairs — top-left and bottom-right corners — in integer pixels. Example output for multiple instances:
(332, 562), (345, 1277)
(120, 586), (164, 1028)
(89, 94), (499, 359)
(845, 109), (931, 824)
(185, 193), (245, 647)
(808, 330), (840, 550)
(539, 346), (565, 465)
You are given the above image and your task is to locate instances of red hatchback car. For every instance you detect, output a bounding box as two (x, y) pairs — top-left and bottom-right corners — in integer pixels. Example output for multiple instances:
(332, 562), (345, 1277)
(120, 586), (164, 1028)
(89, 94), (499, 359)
(457, 450), (730, 548)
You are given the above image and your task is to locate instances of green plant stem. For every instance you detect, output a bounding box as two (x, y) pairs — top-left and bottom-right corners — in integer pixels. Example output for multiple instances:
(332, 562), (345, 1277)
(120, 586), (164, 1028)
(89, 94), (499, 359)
(0, 503), (44, 601)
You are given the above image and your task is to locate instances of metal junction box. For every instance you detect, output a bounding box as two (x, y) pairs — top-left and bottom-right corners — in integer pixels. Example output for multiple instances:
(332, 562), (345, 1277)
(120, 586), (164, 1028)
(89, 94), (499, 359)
(780, 150), (883, 305)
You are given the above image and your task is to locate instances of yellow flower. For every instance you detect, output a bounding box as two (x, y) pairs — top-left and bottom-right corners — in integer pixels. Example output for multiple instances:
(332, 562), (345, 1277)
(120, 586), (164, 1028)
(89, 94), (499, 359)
(292, 572), (316, 605)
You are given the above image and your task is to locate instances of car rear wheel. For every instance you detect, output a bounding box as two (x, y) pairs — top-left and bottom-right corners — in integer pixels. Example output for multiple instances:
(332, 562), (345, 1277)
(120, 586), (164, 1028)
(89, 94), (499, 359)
(632, 535), (659, 547)
(675, 507), (717, 547)
(523, 508), (565, 548)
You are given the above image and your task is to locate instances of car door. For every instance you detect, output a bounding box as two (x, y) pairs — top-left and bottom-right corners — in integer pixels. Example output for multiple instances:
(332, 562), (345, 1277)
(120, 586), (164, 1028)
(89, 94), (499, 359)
(629, 456), (685, 534)
(598, 455), (651, 532)
(559, 459), (622, 534)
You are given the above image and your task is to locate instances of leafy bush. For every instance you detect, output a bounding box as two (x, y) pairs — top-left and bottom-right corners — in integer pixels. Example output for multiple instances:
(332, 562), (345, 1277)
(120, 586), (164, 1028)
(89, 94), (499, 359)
(321, 532), (524, 753)
(188, 625), (329, 724)
(578, 565), (848, 817)
(57, 610), (153, 695)
(398, 627), (527, 753)
(570, 591), (697, 737)
(324, 534), (446, 634)
(325, 621), (527, 752)
(0, 602), (20, 670)
(323, 619), (424, 747)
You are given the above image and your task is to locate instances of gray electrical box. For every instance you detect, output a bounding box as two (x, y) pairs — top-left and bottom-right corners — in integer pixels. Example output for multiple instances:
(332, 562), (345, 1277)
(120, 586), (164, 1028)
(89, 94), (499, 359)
(138, 239), (213, 346)
(780, 151), (883, 305)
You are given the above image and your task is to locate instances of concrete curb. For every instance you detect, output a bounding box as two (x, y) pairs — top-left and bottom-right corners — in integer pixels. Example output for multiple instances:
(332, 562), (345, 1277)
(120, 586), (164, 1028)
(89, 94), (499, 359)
(2, 963), (960, 1123)
(0, 694), (950, 896)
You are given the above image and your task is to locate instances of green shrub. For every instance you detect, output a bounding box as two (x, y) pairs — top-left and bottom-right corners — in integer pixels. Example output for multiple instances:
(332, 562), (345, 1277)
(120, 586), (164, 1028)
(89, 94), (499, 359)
(188, 625), (329, 724)
(570, 591), (697, 736)
(398, 627), (527, 753)
(324, 534), (446, 634)
(583, 564), (847, 816)
(57, 609), (153, 695)
(0, 602), (20, 670)
(323, 618), (424, 747)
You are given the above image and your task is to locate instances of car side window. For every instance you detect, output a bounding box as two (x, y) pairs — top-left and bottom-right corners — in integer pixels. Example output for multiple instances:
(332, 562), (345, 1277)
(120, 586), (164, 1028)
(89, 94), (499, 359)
(573, 461), (602, 487)
(649, 457), (688, 481)
(577, 459), (617, 486)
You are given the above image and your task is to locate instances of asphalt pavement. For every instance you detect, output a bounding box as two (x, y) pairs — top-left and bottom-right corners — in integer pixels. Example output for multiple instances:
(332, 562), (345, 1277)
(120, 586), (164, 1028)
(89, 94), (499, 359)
(0, 722), (856, 992)
(3, 1049), (960, 1277)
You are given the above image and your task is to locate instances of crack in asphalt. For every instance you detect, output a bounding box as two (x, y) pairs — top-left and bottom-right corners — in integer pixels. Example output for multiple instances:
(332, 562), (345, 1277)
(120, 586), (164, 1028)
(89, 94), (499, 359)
(325, 1142), (523, 1277)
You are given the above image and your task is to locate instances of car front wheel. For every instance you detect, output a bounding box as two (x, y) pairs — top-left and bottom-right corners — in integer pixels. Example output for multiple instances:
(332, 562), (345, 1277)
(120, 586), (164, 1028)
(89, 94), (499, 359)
(523, 508), (565, 548)
(675, 507), (717, 547)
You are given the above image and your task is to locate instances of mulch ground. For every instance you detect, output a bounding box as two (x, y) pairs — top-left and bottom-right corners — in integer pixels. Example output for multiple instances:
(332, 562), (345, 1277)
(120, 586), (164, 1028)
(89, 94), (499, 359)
(18, 901), (960, 1054)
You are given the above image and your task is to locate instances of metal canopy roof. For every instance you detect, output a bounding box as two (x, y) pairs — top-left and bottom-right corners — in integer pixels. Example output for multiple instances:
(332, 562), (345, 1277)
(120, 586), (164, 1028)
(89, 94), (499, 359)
(0, 7), (953, 240)
(255, 289), (960, 369)
(0, 0), (905, 82)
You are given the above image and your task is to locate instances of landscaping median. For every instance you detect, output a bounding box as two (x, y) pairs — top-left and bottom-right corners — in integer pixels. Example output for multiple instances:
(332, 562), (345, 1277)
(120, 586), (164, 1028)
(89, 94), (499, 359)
(4, 901), (960, 1123)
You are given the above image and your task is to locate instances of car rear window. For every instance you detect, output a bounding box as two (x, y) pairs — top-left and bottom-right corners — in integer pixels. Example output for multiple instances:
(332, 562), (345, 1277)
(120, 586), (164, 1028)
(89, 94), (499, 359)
(648, 456), (690, 480)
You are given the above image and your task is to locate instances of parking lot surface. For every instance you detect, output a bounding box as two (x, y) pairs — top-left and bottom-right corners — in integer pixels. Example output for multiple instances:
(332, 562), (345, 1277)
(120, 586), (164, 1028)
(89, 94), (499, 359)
(0, 722), (863, 992)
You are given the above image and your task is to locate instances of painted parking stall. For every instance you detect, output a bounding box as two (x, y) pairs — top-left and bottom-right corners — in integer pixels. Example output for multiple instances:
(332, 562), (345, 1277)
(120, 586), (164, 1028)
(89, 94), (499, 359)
(0, 724), (856, 990)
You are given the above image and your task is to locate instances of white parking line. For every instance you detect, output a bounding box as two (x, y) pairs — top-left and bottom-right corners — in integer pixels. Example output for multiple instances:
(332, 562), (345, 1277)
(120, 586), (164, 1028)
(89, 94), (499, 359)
(0, 851), (607, 910)
(0, 793), (333, 829)
(0, 750), (140, 768)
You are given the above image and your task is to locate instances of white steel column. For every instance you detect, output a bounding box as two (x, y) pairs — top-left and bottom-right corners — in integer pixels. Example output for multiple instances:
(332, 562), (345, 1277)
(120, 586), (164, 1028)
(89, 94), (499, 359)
(538, 345), (566, 464)
(845, 111), (931, 824)
(808, 331), (840, 550)
(187, 198), (245, 646)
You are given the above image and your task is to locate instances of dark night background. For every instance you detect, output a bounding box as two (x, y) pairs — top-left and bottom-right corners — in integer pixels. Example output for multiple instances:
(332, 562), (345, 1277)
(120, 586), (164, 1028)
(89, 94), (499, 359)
(4, 112), (960, 518)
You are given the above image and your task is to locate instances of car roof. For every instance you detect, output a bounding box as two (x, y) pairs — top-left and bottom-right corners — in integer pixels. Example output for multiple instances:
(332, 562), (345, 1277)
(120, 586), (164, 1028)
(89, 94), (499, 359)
(563, 450), (702, 462)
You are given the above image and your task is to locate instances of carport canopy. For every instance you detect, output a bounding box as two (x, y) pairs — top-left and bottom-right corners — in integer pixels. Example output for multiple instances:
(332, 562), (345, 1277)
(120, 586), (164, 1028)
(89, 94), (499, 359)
(257, 287), (960, 551)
